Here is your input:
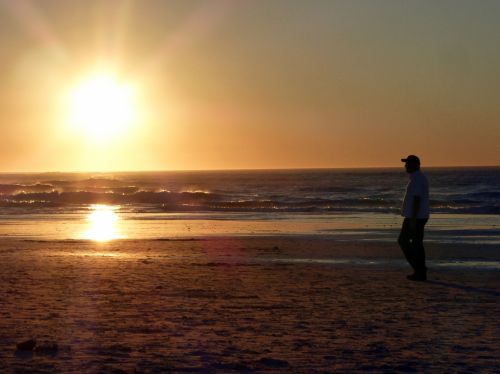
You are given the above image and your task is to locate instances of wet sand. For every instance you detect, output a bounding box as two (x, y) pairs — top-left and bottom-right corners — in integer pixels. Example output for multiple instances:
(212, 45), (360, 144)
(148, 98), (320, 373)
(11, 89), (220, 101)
(1, 237), (499, 372)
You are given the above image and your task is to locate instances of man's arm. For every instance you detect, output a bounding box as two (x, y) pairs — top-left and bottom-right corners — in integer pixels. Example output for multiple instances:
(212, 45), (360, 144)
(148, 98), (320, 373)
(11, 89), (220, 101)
(411, 196), (421, 230)
(412, 196), (421, 218)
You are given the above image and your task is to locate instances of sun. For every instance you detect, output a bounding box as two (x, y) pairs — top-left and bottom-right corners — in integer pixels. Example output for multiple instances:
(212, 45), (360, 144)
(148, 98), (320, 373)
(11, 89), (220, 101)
(69, 72), (136, 140)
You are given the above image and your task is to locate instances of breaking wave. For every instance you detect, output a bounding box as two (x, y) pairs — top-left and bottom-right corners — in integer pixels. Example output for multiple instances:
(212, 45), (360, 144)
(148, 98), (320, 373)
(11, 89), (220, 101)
(0, 168), (498, 214)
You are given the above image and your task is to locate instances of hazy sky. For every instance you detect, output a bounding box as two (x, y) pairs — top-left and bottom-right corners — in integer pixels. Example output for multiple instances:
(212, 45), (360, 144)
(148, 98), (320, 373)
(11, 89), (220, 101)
(0, 0), (499, 171)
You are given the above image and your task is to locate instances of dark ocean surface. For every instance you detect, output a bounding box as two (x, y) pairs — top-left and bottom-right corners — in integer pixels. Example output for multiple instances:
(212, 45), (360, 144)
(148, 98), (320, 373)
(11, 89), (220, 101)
(0, 167), (498, 214)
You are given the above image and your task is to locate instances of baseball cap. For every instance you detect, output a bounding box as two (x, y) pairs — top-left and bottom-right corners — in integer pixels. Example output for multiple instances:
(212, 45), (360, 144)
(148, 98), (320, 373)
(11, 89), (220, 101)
(401, 155), (420, 165)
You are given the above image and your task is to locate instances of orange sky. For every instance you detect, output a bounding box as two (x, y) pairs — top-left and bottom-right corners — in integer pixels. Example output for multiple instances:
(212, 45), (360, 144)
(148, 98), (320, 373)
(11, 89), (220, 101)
(0, 0), (499, 172)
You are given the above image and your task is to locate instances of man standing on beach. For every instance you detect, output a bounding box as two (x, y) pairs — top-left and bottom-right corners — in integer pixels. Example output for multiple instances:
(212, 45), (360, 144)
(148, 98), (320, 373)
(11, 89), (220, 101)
(398, 155), (429, 281)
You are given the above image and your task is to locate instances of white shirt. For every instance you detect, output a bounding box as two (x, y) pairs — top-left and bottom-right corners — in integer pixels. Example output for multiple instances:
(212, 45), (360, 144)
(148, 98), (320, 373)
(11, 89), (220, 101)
(401, 170), (429, 218)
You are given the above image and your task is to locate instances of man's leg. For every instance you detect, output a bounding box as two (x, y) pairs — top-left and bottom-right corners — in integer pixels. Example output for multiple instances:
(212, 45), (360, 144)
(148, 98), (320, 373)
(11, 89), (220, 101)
(398, 218), (417, 272)
(412, 219), (428, 277)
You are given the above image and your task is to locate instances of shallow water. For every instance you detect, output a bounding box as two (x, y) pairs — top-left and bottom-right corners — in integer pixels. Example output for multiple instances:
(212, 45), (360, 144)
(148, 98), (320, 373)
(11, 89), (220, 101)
(0, 208), (499, 243)
(264, 258), (500, 270)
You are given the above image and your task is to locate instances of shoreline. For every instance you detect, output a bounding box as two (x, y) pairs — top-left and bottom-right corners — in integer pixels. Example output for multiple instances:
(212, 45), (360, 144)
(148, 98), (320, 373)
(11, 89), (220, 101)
(0, 212), (499, 244)
(2, 236), (500, 265)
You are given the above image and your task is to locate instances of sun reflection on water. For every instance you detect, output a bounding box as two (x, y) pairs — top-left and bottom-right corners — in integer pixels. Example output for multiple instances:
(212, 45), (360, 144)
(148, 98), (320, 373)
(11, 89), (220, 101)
(83, 204), (123, 241)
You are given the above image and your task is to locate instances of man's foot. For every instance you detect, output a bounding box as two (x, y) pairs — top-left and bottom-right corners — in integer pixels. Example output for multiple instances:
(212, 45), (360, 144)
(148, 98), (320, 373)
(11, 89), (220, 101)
(407, 273), (427, 281)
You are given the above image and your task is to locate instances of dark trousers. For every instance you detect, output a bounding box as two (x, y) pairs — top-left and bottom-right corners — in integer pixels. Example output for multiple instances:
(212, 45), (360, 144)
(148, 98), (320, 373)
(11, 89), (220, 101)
(398, 218), (428, 275)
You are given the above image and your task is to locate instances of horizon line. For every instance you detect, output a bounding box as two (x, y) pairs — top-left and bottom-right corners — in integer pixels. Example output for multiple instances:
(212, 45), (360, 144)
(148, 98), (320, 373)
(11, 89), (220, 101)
(1, 164), (499, 174)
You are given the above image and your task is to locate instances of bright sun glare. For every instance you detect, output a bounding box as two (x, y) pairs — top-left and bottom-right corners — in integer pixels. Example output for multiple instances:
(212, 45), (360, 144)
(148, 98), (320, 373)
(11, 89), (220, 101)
(69, 73), (136, 140)
(83, 204), (122, 241)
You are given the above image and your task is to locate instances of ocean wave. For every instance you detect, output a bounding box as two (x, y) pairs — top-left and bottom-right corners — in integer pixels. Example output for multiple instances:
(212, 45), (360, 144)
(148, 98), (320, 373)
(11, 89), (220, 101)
(0, 168), (498, 215)
(468, 191), (500, 200)
(1, 190), (220, 206)
(1, 189), (494, 214)
(0, 183), (56, 194)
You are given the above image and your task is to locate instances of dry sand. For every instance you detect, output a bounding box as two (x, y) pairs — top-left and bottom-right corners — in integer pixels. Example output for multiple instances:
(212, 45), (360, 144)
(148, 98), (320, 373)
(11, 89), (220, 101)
(0, 237), (498, 373)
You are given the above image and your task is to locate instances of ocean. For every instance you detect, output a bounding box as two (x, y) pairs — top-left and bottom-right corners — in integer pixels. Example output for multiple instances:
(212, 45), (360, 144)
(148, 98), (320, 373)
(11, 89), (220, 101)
(0, 167), (499, 242)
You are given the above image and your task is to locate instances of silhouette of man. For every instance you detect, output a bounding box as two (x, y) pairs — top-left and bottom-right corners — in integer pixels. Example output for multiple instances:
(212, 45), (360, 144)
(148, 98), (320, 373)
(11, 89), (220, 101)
(398, 155), (429, 281)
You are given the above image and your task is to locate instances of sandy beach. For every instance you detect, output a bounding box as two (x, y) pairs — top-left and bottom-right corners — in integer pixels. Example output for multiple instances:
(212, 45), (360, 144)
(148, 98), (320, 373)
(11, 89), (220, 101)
(1, 236), (498, 373)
